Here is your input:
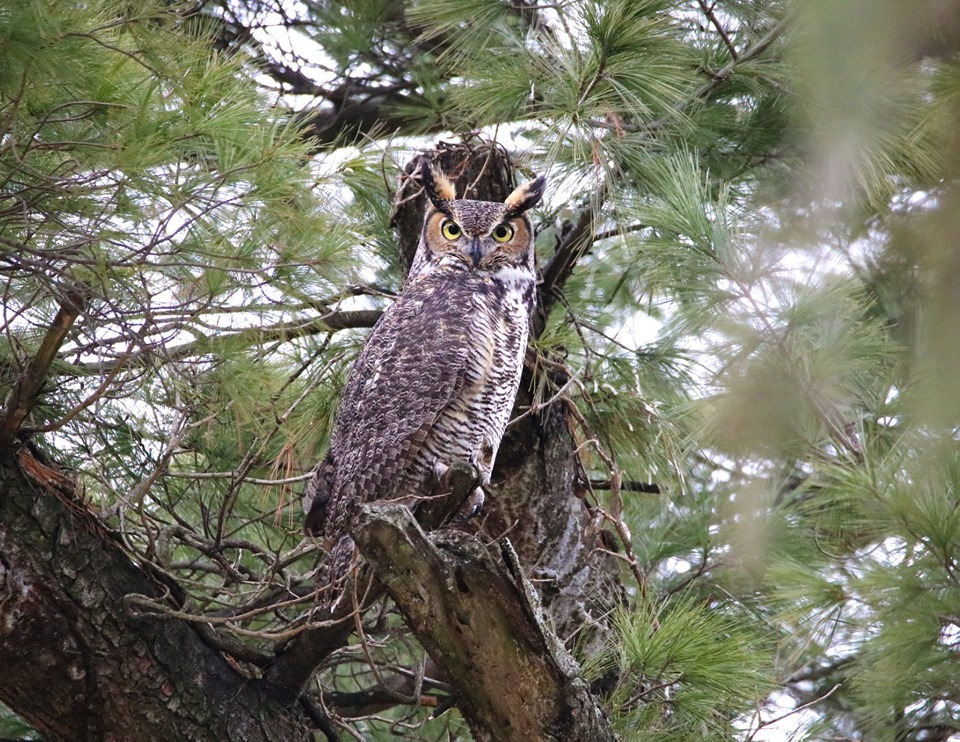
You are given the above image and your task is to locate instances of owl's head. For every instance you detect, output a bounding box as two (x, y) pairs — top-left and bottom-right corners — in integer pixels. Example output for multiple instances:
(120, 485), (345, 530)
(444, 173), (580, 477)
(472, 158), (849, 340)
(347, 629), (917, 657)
(410, 159), (545, 278)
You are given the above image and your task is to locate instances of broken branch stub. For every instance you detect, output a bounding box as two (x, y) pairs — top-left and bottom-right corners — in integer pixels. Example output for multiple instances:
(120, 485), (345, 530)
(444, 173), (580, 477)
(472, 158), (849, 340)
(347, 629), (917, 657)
(351, 502), (614, 742)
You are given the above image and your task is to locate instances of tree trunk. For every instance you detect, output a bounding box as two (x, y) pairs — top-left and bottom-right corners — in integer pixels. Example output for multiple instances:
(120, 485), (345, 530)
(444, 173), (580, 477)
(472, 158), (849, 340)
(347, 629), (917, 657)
(0, 446), (315, 741)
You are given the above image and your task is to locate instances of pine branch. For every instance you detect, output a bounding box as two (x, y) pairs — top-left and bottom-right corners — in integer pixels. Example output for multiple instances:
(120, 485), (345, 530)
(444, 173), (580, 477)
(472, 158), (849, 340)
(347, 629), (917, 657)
(692, 14), (789, 95)
(587, 14), (790, 135)
(0, 286), (87, 444)
(539, 14), (790, 325)
(67, 308), (382, 375)
(324, 668), (448, 718)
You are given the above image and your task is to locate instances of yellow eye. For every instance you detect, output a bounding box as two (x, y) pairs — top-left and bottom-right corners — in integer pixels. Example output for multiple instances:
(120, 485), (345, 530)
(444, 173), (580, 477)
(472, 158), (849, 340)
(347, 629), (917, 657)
(491, 223), (514, 243)
(441, 220), (462, 240)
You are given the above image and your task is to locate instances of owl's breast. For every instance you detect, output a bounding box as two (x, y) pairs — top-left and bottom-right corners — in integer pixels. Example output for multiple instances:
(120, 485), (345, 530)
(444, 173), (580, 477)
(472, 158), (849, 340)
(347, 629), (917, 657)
(465, 275), (531, 382)
(430, 274), (532, 471)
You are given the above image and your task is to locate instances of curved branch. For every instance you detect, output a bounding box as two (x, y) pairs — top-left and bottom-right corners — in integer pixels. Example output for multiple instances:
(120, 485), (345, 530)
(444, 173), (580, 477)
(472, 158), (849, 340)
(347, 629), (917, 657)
(67, 308), (382, 375)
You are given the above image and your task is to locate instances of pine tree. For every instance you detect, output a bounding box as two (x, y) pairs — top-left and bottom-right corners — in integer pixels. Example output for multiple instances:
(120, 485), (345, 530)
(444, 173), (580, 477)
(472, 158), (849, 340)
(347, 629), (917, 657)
(2, 0), (960, 739)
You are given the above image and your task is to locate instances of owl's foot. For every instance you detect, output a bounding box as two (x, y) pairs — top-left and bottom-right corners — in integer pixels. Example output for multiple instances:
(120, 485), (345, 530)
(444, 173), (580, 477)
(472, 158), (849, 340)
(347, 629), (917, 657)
(456, 486), (485, 522)
(431, 459), (484, 522)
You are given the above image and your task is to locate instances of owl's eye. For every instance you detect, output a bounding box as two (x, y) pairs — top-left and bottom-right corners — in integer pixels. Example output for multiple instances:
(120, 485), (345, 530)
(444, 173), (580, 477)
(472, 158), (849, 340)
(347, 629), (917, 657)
(441, 220), (462, 240)
(491, 223), (514, 243)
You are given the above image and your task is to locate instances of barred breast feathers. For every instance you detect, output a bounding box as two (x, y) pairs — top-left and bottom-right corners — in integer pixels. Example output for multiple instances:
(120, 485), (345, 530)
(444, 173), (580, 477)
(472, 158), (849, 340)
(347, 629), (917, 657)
(303, 160), (546, 544)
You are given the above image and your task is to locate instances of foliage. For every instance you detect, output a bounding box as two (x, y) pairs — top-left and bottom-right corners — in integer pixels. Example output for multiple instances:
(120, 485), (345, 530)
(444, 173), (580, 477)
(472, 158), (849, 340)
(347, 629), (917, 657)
(0, 704), (38, 740)
(4, 0), (960, 739)
(586, 594), (775, 740)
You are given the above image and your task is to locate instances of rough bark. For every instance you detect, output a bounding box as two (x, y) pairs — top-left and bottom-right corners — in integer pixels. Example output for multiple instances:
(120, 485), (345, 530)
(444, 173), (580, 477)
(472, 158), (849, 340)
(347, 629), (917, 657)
(483, 393), (623, 655)
(0, 446), (316, 741)
(352, 502), (615, 742)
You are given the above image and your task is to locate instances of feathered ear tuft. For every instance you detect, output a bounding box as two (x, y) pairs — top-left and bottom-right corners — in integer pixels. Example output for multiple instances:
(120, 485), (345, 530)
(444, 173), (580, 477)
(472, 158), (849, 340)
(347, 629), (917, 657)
(419, 159), (456, 213)
(503, 174), (546, 217)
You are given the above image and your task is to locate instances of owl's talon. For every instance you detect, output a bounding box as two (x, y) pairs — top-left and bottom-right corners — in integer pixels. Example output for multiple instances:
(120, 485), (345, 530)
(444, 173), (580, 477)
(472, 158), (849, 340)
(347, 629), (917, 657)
(456, 486), (485, 522)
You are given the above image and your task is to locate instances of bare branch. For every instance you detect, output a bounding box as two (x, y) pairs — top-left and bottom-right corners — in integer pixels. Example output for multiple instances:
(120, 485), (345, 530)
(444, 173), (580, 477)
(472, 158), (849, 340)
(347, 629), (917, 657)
(68, 308), (382, 375)
(0, 285), (86, 443)
(697, 0), (739, 60)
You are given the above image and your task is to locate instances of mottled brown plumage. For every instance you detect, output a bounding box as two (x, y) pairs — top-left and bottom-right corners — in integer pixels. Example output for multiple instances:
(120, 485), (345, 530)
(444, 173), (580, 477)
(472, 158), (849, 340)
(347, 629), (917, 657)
(303, 160), (545, 561)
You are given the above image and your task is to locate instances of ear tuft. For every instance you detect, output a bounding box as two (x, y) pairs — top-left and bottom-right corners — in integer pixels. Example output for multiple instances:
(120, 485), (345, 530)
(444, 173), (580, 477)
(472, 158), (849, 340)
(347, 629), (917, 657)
(419, 159), (456, 212)
(504, 174), (546, 217)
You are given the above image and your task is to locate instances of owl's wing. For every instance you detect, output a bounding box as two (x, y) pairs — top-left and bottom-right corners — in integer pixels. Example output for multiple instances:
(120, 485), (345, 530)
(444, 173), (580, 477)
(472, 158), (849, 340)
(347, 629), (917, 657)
(304, 276), (474, 538)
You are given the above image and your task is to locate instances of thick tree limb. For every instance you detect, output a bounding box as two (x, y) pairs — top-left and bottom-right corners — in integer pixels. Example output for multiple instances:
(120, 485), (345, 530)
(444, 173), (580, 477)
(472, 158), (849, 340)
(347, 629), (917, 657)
(0, 447), (317, 741)
(352, 502), (615, 742)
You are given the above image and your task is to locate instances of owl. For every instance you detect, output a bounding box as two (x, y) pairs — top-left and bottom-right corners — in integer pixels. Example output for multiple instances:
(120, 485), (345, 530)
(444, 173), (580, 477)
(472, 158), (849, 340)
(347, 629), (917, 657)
(303, 160), (545, 555)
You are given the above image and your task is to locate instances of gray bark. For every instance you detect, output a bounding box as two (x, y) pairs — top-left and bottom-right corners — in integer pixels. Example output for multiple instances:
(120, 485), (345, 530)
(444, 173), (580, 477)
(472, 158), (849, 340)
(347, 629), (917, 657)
(352, 502), (615, 742)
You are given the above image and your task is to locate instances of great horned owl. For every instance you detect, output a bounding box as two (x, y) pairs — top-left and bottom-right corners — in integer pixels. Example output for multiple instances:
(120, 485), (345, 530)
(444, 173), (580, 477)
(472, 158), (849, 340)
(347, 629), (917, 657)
(303, 160), (545, 553)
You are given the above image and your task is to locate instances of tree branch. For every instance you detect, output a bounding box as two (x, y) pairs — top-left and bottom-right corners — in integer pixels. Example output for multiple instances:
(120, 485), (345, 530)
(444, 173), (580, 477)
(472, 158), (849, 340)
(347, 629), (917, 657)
(351, 502), (615, 742)
(538, 14), (790, 324)
(0, 286), (86, 444)
(537, 190), (607, 333)
(260, 572), (380, 701)
(68, 308), (382, 375)
(697, 0), (739, 60)
(589, 477), (661, 494)
(261, 460), (478, 699)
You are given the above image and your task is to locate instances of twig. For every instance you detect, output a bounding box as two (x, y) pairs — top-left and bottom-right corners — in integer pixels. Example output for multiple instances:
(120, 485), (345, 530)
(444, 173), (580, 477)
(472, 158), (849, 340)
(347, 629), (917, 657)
(0, 285), (87, 443)
(744, 683), (841, 741)
(697, 0), (739, 60)
(588, 478), (660, 494)
(166, 471), (313, 485)
(67, 308), (381, 375)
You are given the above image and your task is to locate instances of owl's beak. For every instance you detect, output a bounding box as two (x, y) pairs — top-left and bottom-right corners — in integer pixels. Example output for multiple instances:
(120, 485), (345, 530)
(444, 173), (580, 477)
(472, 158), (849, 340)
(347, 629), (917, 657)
(465, 237), (484, 267)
